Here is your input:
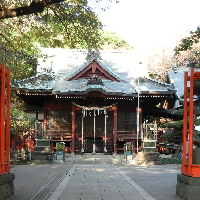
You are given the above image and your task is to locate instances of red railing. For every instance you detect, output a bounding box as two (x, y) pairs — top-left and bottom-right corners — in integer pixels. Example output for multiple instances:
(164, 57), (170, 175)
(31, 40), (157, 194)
(0, 63), (10, 175)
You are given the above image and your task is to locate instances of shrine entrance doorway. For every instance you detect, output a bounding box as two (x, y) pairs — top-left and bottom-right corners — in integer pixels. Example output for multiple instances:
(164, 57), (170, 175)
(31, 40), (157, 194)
(75, 110), (113, 153)
(84, 137), (103, 153)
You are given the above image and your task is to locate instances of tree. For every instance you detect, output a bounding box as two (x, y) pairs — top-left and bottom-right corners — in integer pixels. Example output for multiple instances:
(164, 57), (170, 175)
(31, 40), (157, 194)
(147, 47), (174, 82)
(174, 26), (200, 67)
(0, 1), (122, 81)
(160, 108), (200, 157)
(160, 109), (183, 157)
(174, 26), (200, 53)
(0, 1), (129, 112)
(98, 31), (133, 50)
(10, 108), (37, 135)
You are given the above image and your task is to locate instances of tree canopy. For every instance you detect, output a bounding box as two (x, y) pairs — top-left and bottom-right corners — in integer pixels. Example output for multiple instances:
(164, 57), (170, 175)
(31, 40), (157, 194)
(174, 27), (200, 53)
(0, 0), (126, 82)
(1, 1), (130, 135)
(173, 26), (200, 68)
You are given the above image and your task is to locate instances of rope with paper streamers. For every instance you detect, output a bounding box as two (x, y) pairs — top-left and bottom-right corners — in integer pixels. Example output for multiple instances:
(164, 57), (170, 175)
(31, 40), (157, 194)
(72, 101), (117, 116)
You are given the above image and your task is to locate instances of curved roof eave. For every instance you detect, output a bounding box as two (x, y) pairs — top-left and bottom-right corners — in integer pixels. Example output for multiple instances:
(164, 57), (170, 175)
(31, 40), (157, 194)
(52, 88), (134, 97)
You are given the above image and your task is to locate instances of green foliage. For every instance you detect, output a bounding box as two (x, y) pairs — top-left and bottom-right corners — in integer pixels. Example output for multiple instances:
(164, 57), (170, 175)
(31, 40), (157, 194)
(174, 26), (200, 68)
(0, 1), (130, 112)
(56, 142), (65, 150)
(0, 0), (103, 83)
(172, 109), (183, 116)
(161, 157), (182, 164)
(174, 26), (200, 53)
(98, 31), (133, 50)
(0, 1), (129, 84)
(10, 108), (38, 134)
(160, 129), (175, 140)
(161, 109), (183, 141)
(162, 120), (183, 129)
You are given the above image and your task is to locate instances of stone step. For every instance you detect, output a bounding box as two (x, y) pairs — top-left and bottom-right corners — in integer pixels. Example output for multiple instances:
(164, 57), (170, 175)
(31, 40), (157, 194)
(60, 153), (136, 164)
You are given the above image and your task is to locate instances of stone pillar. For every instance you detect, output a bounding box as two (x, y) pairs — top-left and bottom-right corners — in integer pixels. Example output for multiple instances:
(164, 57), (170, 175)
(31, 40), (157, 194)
(0, 173), (15, 200)
(176, 174), (200, 200)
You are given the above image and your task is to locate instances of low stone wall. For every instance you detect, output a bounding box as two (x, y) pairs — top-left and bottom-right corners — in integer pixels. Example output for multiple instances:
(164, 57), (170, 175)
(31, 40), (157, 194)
(0, 173), (15, 200)
(176, 174), (200, 200)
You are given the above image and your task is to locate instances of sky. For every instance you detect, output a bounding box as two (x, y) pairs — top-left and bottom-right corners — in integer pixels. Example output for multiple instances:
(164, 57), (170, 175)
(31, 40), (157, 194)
(98, 0), (200, 56)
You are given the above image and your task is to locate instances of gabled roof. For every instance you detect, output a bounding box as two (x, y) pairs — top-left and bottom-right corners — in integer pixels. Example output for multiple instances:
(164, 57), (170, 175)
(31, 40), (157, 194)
(67, 59), (122, 82)
(16, 48), (176, 98)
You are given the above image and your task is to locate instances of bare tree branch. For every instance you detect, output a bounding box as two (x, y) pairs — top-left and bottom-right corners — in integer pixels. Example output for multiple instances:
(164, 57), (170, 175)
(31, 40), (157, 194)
(0, 0), (64, 19)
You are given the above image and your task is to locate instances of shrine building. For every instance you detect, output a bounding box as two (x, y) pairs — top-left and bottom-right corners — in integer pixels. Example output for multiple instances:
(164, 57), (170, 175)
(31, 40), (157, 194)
(15, 48), (177, 154)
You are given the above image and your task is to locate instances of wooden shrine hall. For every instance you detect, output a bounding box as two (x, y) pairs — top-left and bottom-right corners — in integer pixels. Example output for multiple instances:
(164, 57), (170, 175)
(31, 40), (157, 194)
(15, 49), (177, 154)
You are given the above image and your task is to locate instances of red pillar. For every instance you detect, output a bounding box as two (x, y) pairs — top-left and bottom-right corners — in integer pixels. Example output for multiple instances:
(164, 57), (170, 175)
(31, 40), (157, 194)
(182, 71), (188, 175)
(113, 106), (117, 154)
(182, 68), (200, 177)
(0, 64), (5, 175)
(188, 68), (194, 175)
(0, 63), (10, 175)
(5, 67), (10, 173)
(71, 104), (75, 154)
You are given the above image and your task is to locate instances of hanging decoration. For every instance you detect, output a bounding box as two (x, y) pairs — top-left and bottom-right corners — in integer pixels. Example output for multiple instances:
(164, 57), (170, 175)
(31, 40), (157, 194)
(72, 102), (117, 116)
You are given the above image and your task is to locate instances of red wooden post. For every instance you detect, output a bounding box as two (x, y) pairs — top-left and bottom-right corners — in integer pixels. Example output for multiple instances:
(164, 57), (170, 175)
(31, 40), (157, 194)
(71, 104), (75, 154)
(0, 63), (10, 175)
(182, 68), (200, 177)
(188, 68), (194, 175)
(0, 64), (5, 175)
(5, 67), (10, 173)
(182, 71), (188, 175)
(113, 106), (117, 154)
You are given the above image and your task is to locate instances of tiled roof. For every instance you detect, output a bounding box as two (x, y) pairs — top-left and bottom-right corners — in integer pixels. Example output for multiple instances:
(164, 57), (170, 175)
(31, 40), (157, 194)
(16, 48), (176, 96)
(52, 79), (135, 95)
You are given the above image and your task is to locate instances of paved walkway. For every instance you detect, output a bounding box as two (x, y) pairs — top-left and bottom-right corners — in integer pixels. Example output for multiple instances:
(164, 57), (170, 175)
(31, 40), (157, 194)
(8, 164), (182, 200)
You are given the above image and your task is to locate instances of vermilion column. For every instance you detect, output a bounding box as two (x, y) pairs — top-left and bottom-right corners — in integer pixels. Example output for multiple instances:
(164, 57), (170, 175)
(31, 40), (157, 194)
(182, 71), (188, 175)
(71, 104), (75, 154)
(0, 64), (10, 175)
(113, 106), (117, 154)
(5, 67), (10, 173)
(0, 64), (5, 175)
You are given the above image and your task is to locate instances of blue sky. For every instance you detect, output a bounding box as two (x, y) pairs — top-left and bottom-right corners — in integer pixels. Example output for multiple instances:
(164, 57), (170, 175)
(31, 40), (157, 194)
(98, 0), (200, 54)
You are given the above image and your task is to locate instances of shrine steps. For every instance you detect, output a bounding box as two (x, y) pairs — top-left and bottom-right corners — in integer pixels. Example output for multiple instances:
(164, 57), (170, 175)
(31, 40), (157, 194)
(58, 153), (136, 164)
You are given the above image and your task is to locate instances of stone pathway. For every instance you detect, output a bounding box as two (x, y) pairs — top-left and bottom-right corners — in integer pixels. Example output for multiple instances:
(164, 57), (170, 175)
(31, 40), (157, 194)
(48, 164), (156, 200)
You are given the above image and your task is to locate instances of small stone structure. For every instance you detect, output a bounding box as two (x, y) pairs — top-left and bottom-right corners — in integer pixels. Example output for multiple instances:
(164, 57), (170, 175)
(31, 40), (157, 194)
(31, 139), (54, 162)
(0, 173), (15, 200)
(176, 174), (200, 200)
(176, 139), (200, 199)
(31, 146), (54, 161)
(135, 124), (161, 165)
(135, 148), (161, 165)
